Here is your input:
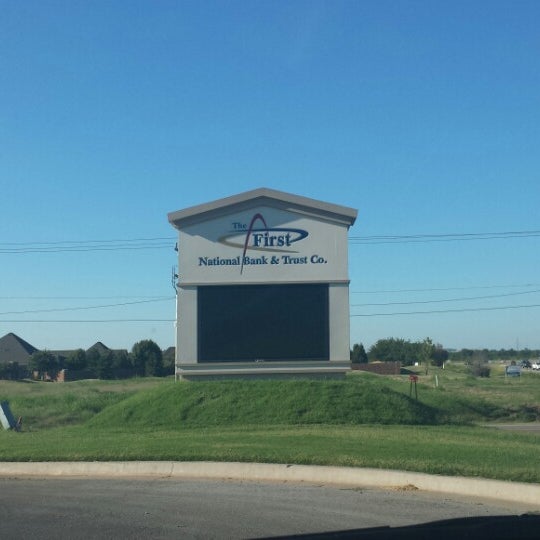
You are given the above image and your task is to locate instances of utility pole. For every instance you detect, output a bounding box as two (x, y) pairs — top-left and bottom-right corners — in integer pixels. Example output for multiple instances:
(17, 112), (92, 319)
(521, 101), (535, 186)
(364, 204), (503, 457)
(171, 265), (178, 381)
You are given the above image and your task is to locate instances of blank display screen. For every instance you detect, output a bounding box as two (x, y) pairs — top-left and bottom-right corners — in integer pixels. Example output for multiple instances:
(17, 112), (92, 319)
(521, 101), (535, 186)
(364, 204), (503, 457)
(198, 284), (329, 362)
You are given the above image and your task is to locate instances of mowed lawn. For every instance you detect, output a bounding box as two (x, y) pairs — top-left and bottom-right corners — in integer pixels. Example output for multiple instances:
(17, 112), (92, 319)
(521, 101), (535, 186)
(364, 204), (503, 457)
(1, 366), (539, 483)
(2, 424), (538, 483)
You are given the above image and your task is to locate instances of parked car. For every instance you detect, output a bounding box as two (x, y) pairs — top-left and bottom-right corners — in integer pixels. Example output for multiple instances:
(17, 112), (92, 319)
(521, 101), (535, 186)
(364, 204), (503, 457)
(519, 359), (532, 369)
(532, 360), (540, 371)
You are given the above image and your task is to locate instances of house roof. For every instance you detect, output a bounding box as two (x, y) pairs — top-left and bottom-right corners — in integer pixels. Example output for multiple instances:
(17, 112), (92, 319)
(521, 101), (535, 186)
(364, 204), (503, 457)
(0, 333), (38, 365)
(162, 346), (175, 357)
(86, 342), (112, 355)
(168, 187), (358, 229)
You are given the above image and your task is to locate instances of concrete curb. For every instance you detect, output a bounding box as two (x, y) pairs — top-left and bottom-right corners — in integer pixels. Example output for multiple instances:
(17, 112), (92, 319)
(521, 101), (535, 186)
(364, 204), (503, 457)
(0, 461), (539, 507)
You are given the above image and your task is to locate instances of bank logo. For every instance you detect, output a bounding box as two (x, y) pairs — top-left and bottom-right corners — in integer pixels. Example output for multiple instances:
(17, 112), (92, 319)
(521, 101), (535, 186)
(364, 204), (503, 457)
(219, 213), (308, 253)
(198, 213), (324, 274)
(217, 213), (309, 273)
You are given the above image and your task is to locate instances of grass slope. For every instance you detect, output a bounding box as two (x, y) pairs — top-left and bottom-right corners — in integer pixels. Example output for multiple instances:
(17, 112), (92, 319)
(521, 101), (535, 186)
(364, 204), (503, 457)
(0, 378), (164, 429)
(1, 370), (539, 482)
(87, 378), (439, 429)
(360, 369), (540, 424)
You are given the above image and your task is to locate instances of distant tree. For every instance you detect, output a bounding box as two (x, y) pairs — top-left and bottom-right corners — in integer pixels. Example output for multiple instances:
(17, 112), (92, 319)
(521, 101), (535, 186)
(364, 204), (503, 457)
(162, 348), (176, 376)
(419, 337), (435, 374)
(369, 338), (401, 362)
(29, 350), (59, 380)
(350, 343), (368, 364)
(131, 340), (163, 377)
(449, 348), (473, 362)
(0, 362), (24, 380)
(369, 338), (418, 366)
(86, 348), (100, 377)
(87, 349), (113, 379)
(469, 350), (490, 378)
(431, 344), (449, 367)
(111, 350), (131, 370)
(64, 349), (87, 371)
(0, 363), (8, 380)
(99, 351), (114, 379)
(450, 347), (539, 363)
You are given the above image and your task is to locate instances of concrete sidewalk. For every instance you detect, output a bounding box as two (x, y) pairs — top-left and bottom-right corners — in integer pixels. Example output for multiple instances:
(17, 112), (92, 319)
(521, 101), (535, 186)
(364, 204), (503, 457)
(0, 461), (539, 507)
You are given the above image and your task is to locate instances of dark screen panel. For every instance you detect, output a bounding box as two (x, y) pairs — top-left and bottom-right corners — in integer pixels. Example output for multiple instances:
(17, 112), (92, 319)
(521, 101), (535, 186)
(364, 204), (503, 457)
(198, 284), (329, 362)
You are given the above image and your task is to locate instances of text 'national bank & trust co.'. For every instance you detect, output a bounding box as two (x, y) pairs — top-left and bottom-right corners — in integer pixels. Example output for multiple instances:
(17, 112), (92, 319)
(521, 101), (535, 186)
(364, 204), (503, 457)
(197, 213), (329, 273)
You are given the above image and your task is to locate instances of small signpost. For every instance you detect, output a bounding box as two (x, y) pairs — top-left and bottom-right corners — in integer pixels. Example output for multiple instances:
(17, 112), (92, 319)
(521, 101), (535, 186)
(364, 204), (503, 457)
(0, 401), (17, 430)
(409, 375), (418, 400)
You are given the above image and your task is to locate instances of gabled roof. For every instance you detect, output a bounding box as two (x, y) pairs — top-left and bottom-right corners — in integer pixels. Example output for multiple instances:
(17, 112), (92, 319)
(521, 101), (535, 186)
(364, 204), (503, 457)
(52, 343), (128, 359)
(86, 342), (111, 355)
(162, 346), (175, 357)
(168, 188), (357, 229)
(0, 333), (38, 365)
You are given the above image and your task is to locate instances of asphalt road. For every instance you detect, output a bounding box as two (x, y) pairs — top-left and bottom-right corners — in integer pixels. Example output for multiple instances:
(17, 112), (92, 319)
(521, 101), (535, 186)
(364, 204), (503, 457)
(486, 423), (540, 433)
(0, 477), (536, 539)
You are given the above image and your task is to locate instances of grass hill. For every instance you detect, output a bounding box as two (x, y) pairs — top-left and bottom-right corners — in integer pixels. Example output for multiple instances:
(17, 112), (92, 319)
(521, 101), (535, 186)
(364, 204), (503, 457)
(87, 377), (439, 429)
(2, 366), (538, 431)
(1, 369), (539, 481)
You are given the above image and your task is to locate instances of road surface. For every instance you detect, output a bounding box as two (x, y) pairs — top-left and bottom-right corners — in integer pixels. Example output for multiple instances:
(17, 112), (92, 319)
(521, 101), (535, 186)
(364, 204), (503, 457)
(1, 477), (536, 539)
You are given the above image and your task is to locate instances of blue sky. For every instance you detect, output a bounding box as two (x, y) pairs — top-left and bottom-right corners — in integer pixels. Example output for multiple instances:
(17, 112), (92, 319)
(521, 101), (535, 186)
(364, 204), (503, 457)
(1, 1), (539, 352)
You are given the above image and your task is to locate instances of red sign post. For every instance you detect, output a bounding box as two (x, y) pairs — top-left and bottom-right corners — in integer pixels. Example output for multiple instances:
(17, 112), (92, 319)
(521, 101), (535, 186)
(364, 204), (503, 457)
(409, 375), (418, 400)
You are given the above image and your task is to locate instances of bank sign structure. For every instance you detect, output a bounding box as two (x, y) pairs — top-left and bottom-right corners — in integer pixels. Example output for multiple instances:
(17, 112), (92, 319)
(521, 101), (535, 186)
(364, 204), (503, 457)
(168, 188), (357, 379)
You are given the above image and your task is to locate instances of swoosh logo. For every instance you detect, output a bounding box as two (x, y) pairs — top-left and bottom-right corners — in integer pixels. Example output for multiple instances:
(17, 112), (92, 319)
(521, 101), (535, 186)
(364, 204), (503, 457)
(217, 213), (309, 274)
(241, 213), (268, 274)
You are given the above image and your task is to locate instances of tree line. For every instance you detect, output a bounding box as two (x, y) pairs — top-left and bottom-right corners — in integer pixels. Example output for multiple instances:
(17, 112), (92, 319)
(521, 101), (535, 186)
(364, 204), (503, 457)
(351, 337), (448, 371)
(28, 339), (174, 381)
(351, 338), (539, 378)
(449, 347), (540, 362)
(352, 338), (539, 365)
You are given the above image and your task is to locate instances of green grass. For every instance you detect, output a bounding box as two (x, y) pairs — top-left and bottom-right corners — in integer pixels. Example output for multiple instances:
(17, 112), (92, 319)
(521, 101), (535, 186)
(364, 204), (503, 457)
(385, 364), (540, 423)
(1, 424), (538, 483)
(0, 366), (539, 483)
(86, 378), (439, 429)
(0, 378), (164, 428)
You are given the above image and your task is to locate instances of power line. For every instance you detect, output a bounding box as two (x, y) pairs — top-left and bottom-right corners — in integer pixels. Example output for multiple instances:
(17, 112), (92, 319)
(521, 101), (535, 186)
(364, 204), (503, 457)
(0, 236), (174, 254)
(351, 303), (540, 317)
(351, 289), (540, 307)
(0, 297), (175, 316)
(3, 303), (540, 322)
(351, 283), (540, 294)
(0, 236), (174, 246)
(3, 284), (538, 301)
(1, 228), (539, 254)
(0, 295), (172, 300)
(0, 244), (172, 254)
(349, 230), (540, 244)
(3, 291), (537, 312)
(0, 319), (175, 323)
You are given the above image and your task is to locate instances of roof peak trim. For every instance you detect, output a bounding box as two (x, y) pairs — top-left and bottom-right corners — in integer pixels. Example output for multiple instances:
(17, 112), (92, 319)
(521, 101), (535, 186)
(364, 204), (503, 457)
(168, 187), (357, 229)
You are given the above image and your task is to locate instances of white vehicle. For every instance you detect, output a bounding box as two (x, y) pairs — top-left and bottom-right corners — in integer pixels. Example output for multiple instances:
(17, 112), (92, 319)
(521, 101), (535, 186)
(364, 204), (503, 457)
(532, 360), (540, 371)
